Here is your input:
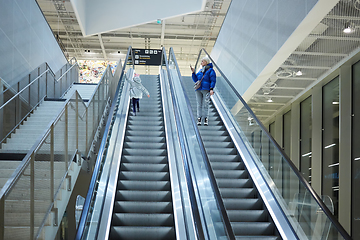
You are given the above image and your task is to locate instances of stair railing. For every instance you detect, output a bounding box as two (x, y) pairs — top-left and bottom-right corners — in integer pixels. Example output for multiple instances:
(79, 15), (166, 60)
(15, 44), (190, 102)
(193, 48), (352, 240)
(0, 54), (122, 240)
(0, 61), (79, 146)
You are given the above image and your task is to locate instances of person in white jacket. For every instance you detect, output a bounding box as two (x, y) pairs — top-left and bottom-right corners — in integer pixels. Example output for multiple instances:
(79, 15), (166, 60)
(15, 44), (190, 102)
(125, 71), (150, 115)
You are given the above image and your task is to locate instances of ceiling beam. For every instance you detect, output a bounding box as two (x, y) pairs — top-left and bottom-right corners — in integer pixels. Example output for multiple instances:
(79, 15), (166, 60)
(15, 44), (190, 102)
(98, 34), (107, 60)
(281, 64), (331, 70)
(253, 94), (294, 98)
(292, 51), (348, 57)
(325, 15), (360, 21)
(309, 34), (360, 41)
(276, 77), (317, 81)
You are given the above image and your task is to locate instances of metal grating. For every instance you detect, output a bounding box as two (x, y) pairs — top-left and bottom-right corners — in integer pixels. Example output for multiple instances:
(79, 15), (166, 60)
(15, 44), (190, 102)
(248, 0), (360, 122)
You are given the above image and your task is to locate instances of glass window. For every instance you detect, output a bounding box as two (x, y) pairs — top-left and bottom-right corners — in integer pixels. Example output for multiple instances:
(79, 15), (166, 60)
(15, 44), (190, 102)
(352, 60), (360, 238)
(300, 97), (312, 184)
(322, 76), (339, 219)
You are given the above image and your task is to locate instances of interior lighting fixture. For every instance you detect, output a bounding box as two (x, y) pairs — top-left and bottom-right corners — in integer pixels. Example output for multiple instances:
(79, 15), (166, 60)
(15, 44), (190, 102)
(328, 163), (339, 168)
(295, 70), (303, 76)
(302, 152), (312, 157)
(354, 157), (360, 161)
(332, 101), (339, 105)
(266, 98), (273, 103)
(343, 22), (354, 33)
(324, 143), (336, 149)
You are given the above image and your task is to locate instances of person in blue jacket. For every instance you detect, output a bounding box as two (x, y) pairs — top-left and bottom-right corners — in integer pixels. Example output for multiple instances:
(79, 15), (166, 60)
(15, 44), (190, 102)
(190, 56), (216, 126)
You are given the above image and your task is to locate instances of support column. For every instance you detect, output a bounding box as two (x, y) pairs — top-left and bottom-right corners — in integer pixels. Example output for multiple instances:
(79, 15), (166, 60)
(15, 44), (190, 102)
(311, 85), (322, 195)
(339, 64), (352, 234)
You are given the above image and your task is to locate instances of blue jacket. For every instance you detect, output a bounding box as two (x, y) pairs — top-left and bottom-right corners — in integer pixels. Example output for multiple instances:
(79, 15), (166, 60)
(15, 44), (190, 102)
(192, 63), (216, 91)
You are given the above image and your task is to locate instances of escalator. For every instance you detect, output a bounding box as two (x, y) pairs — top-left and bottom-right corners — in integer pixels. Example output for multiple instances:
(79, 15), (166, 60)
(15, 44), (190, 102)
(182, 79), (281, 239)
(109, 75), (176, 240)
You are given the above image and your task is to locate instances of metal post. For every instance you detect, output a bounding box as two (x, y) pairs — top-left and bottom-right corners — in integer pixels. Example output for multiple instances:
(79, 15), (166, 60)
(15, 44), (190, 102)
(65, 105), (69, 168)
(16, 82), (21, 124)
(50, 124), (54, 203)
(76, 94), (79, 163)
(0, 79), (3, 141)
(30, 152), (35, 240)
(0, 197), (5, 240)
(85, 108), (88, 154)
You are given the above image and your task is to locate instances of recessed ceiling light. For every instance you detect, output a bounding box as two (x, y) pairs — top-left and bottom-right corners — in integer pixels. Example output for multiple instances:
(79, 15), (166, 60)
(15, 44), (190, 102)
(295, 70), (303, 76)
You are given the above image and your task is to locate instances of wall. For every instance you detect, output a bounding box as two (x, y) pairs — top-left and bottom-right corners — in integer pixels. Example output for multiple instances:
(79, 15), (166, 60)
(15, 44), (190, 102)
(210, 0), (318, 96)
(0, 0), (68, 86)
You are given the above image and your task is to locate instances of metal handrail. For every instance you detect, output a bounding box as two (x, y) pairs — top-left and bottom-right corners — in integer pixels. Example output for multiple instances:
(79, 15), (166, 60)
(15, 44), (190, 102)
(0, 69), (50, 110)
(168, 47), (236, 239)
(75, 46), (132, 240)
(198, 48), (352, 239)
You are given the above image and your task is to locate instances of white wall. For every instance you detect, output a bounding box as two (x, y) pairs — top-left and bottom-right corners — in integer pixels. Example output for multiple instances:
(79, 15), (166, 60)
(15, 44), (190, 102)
(0, 0), (68, 86)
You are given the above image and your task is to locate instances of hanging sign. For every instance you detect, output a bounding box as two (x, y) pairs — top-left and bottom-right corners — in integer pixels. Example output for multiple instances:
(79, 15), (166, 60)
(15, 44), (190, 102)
(130, 49), (162, 65)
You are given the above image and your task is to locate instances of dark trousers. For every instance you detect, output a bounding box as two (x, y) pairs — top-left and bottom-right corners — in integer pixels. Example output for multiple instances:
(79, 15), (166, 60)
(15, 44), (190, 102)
(132, 98), (139, 113)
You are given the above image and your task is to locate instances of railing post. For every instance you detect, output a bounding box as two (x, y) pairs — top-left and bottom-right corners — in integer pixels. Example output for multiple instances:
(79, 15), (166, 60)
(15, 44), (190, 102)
(30, 152), (35, 240)
(65, 104), (69, 168)
(16, 81), (21, 124)
(50, 123), (54, 204)
(38, 67), (40, 104)
(85, 108), (88, 154)
(0, 79), (3, 141)
(76, 94), (79, 163)
(0, 196), (4, 240)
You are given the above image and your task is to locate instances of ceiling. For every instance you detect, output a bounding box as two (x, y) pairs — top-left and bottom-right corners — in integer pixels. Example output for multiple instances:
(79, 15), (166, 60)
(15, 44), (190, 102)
(37, 0), (360, 124)
(36, 0), (231, 76)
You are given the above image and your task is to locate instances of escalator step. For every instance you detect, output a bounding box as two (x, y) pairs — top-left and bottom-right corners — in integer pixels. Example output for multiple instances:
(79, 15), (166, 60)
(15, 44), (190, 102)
(217, 178), (253, 188)
(220, 188), (256, 198)
(117, 180), (170, 191)
(116, 190), (172, 201)
(214, 169), (248, 179)
(231, 222), (275, 236)
(119, 171), (169, 181)
(121, 155), (167, 164)
(224, 198), (262, 210)
(109, 226), (175, 240)
(113, 201), (173, 213)
(227, 210), (267, 222)
(112, 213), (174, 226)
(120, 163), (168, 172)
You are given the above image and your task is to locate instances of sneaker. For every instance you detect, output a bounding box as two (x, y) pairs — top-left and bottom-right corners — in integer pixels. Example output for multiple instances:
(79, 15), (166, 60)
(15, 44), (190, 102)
(204, 117), (208, 126)
(197, 118), (201, 126)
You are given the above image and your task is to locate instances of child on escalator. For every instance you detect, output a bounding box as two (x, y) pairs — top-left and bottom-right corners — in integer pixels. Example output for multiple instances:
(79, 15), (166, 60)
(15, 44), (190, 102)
(124, 71), (150, 116)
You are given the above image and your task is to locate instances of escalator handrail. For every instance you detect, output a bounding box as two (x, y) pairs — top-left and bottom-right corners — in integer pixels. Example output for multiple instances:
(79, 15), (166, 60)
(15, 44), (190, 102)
(168, 47), (236, 240)
(198, 48), (352, 240)
(75, 46), (133, 240)
(162, 48), (207, 240)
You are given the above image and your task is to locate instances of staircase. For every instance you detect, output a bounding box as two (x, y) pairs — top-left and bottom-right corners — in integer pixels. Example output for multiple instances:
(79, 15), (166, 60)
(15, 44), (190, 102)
(109, 75), (176, 240)
(182, 76), (281, 239)
(0, 83), (97, 239)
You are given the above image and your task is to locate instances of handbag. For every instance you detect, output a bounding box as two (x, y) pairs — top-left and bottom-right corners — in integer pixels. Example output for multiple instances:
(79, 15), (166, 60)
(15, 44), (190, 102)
(194, 69), (208, 90)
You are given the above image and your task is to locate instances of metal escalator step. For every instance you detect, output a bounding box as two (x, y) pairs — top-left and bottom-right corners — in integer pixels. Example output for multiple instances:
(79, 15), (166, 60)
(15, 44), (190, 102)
(116, 190), (171, 201)
(232, 236), (280, 240)
(125, 136), (165, 143)
(120, 163), (168, 172)
(224, 198), (262, 210)
(227, 210), (267, 222)
(199, 125), (225, 131)
(231, 222), (275, 236)
(126, 130), (165, 137)
(208, 154), (240, 162)
(217, 178), (253, 188)
(128, 120), (163, 126)
(119, 171), (169, 181)
(123, 148), (167, 156)
(206, 148), (238, 155)
(113, 201), (173, 213)
(128, 116), (163, 122)
(124, 142), (166, 149)
(109, 226), (175, 240)
(201, 135), (231, 142)
(204, 141), (233, 148)
(117, 180), (170, 191)
(220, 188), (256, 198)
(112, 213), (174, 226)
(211, 161), (244, 170)
(127, 125), (164, 131)
(214, 169), (248, 179)
(121, 155), (167, 164)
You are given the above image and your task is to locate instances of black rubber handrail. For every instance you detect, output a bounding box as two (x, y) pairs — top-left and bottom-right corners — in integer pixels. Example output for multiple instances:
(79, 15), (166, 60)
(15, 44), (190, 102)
(75, 46), (133, 240)
(198, 48), (352, 240)
(168, 47), (236, 240)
